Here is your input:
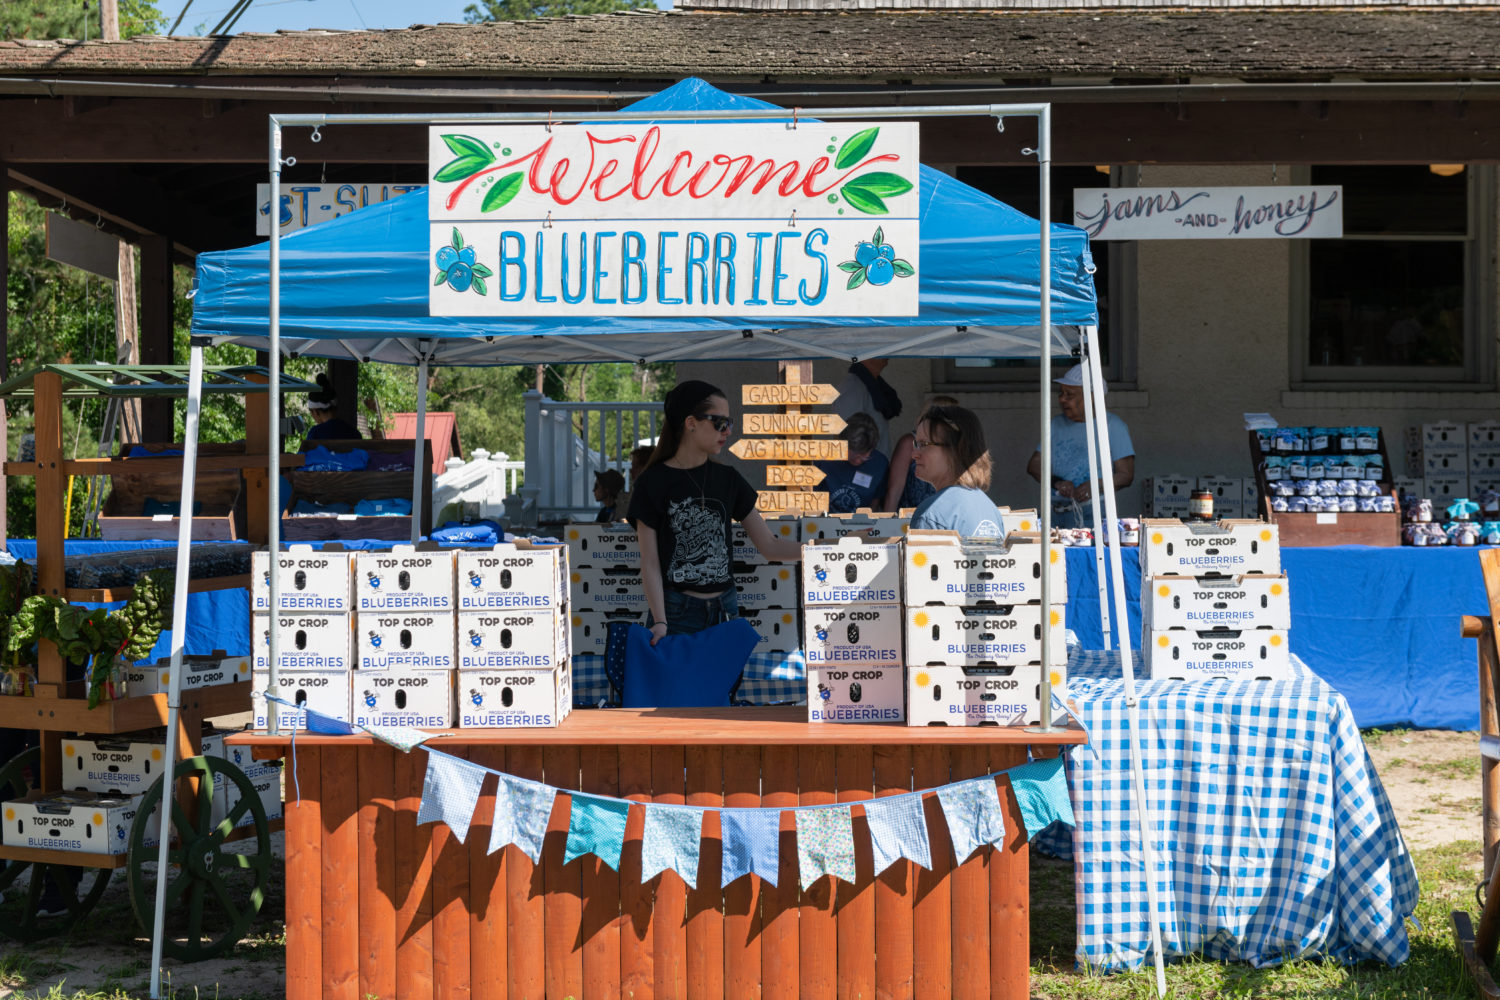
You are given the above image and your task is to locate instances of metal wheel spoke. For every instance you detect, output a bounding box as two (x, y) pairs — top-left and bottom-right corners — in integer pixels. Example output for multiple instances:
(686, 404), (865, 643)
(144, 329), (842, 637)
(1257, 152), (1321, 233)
(186, 878), (207, 942)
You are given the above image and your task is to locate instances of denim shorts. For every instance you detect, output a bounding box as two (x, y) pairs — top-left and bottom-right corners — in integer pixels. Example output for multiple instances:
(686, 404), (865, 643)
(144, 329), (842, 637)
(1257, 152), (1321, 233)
(649, 588), (739, 637)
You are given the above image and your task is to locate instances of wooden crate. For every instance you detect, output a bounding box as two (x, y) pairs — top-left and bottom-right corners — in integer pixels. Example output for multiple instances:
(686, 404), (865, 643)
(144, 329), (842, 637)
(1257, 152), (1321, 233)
(283, 438), (433, 541)
(97, 441), (245, 541)
(1248, 431), (1400, 547)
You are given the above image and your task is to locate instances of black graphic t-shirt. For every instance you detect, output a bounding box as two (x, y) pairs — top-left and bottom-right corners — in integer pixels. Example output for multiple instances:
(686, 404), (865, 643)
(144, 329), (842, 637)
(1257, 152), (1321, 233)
(628, 461), (758, 592)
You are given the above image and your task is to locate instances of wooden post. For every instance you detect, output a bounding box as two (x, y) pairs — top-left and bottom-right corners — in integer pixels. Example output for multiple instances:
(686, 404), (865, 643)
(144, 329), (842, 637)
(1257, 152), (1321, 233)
(138, 235), (174, 443)
(243, 372), (272, 545)
(34, 372), (66, 789)
(114, 239), (141, 443)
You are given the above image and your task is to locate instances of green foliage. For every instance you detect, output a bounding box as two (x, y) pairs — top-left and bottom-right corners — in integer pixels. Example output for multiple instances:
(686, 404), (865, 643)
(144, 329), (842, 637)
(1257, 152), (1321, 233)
(463, 0), (650, 22)
(0, 0), (164, 40)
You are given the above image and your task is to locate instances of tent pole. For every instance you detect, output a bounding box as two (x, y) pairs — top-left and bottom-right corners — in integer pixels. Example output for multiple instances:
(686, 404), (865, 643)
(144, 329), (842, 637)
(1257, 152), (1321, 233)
(1028, 104), (1059, 734)
(266, 116), (283, 740)
(1079, 333), (1112, 649)
(149, 340), (204, 999)
(1083, 325), (1168, 997)
(412, 354), (430, 546)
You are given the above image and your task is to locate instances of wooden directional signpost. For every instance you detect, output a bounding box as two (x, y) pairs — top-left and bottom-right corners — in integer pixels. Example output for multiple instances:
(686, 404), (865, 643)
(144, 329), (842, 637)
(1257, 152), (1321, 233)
(738, 363), (841, 514)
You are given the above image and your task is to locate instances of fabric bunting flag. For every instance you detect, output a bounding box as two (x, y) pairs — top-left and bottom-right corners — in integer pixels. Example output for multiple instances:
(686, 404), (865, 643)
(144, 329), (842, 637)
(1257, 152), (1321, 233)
(935, 778), (1007, 863)
(488, 772), (558, 863)
(640, 805), (706, 889)
(1006, 756), (1076, 840)
(415, 753), (487, 845)
(864, 793), (932, 875)
(795, 805), (857, 890)
(564, 793), (632, 871)
(720, 808), (782, 888)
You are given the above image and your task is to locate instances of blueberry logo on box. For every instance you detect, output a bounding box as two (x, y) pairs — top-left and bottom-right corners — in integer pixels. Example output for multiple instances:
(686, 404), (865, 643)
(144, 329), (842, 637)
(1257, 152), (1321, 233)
(233, 748), (244, 764)
(469, 630), (482, 648)
(817, 683), (832, 702)
(470, 688), (483, 707)
(815, 624), (829, 641)
(468, 570), (483, 589)
(363, 690), (377, 708)
(369, 631), (382, 648)
(814, 565), (828, 583)
(367, 570), (382, 589)
(116, 824), (126, 842)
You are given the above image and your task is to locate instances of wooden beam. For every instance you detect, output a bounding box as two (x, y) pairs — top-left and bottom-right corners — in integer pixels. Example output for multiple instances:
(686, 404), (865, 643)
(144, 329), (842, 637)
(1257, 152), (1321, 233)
(138, 235), (174, 443)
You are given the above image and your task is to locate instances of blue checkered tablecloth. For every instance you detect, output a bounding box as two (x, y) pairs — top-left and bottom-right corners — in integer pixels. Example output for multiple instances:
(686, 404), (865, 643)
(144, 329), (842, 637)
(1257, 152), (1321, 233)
(1040, 649), (1419, 972)
(572, 651), (805, 706)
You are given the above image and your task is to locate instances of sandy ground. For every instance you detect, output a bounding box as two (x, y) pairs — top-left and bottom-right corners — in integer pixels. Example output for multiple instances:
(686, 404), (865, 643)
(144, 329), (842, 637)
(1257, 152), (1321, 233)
(0, 729), (1483, 999)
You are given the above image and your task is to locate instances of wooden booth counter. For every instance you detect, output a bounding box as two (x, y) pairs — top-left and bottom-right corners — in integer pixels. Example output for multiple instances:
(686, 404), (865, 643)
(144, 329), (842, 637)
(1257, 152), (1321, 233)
(232, 708), (1085, 1000)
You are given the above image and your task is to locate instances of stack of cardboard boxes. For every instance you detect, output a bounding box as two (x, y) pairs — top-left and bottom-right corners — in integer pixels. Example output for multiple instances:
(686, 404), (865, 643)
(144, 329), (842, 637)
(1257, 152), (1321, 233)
(1468, 421), (1500, 498)
(1140, 520), (1289, 681)
(567, 524), (649, 657)
(801, 534), (905, 723)
(1145, 476), (1260, 518)
(1423, 422), (1469, 505)
(251, 546), (357, 730)
(351, 547), (456, 728)
(733, 517), (802, 656)
(902, 532), (1067, 726)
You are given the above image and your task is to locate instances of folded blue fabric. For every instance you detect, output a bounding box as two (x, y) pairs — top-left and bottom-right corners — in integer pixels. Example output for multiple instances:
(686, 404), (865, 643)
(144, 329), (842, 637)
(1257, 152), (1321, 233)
(354, 497), (413, 517)
(128, 446), (183, 458)
(302, 445), (369, 471)
(430, 520), (503, 544)
(623, 618), (759, 708)
(291, 498), (352, 515)
(367, 449), (416, 471)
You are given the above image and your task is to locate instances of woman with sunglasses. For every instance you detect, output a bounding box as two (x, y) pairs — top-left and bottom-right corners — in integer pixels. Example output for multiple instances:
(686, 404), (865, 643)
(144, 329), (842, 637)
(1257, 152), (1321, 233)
(629, 380), (802, 645)
(908, 404), (1004, 538)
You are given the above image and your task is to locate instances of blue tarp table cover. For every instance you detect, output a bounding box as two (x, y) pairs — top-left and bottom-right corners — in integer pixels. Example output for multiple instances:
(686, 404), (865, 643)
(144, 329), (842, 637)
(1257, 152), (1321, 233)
(1039, 649), (1418, 973)
(1062, 545), (1484, 730)
(572, 651), (805, 706)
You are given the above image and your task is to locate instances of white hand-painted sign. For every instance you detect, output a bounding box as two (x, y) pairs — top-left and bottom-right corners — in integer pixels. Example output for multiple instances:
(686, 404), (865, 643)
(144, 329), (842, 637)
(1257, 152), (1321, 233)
(426, 122), (920, 318)
(1073, 186), (1342, 240)
(256, 182), (424, 235)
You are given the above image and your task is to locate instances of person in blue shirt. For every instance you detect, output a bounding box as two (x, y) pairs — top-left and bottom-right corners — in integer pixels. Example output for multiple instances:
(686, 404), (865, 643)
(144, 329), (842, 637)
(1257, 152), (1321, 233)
(303, 373), (362, 442)
(908, 404), (1003, 537)
(1025, 364), (1135, 528)
(816, 412), (889, 513)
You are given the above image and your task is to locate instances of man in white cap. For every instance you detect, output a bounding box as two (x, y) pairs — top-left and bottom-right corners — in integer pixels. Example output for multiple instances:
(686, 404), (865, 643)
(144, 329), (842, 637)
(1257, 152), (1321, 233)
(1025, 364), (1134, 527)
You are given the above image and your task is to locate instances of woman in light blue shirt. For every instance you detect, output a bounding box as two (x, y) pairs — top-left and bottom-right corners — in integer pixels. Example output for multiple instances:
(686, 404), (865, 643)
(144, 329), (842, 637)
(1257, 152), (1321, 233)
(908, 404), (1003, 537)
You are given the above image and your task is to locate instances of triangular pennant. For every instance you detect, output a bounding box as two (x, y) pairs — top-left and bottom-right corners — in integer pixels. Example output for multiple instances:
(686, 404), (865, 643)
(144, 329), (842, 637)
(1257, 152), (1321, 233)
(720, 808), (781, 888)
(564, 793), (632, 871)
(795, 805), (856, 891)
(935, 778), (1007, 863)
(415, 752), (487, 844)
(488, 772), (558, 863)
(360, 721), (435, 752)
(864, 794), (932, 874)
(641, 805), (705, 889)
(1007, 756), (1076, 840)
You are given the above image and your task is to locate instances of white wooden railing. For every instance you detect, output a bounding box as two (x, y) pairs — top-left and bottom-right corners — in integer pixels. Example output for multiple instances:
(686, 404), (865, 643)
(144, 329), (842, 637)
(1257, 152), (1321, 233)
(513, 391), (662, 524)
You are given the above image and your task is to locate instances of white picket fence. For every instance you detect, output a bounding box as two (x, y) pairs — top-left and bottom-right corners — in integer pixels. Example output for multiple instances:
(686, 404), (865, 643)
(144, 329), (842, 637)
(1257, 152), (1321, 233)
(510, 391), (662, 524)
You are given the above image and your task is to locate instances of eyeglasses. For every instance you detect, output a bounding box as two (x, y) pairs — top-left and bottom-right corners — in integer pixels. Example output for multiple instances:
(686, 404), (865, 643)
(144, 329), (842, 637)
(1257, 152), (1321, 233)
(700, 414), (734, 433)
(913, 438), (937, 451)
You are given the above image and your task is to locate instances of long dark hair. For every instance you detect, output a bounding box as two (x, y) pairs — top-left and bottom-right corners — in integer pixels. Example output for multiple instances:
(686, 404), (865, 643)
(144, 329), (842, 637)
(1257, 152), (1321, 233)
(921, 404), (993, 491)
(649, 380), (726, 468)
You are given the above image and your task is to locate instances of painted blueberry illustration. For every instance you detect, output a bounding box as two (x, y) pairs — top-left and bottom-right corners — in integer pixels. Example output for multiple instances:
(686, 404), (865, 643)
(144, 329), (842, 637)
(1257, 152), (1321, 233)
(364, 690), (377, 708)
(838, 227), (914, 291)
(470, 689), (483, 707)
(433, 227), (492, 295)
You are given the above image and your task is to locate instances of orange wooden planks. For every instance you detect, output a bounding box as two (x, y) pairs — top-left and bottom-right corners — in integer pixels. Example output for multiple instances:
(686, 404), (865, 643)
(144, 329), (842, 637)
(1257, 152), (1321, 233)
(432, 748), (473, 1000)
(651, 745), (688, 998)
(760, 745), (801, 1000)
(357, 743), (398, 1000)
(542, 745), (584, 999)
(989, 745), (1032, 999)
(949, 746), (992, 997)
(467, 746), (508, 1000)
(285, 745), (323, 1000)
(580, 746), (623, 1000)
(320, 746), (361, 1000)
(685, 745), (725, 1000)
(913, 746), (953, 999)
(618, 745), (656, 999)
(872, 744), (915, 1000)
(722, 745), (763, 999)
(394, 743), (436, 999)
(835, 744), (876, 1000)
(506, 746), (547, 1000)
(798, 745), (838, 1000)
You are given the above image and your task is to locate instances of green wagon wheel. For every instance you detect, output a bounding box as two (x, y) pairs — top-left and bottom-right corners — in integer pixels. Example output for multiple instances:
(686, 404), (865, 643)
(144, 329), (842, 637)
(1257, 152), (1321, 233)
(0, 746), (113, 941)
(127, 755), (273, 962)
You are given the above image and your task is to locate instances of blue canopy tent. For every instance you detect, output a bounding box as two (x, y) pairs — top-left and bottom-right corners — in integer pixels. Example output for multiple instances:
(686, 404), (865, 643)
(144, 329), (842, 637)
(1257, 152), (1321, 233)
(191, 78), (1098, 365)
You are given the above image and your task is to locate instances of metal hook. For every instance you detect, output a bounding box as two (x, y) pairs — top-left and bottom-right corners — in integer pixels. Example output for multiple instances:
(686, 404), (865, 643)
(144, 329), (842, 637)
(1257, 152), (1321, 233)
(310, 127), (322, 144)
(995, 116), (1006, 134)
(546, 110), (553, 133)
(95, 214), (106, 231)
(790, 107), (799, 130)
(1022, 147), (1036, 158)
(787, 209), (797, 228)
(281, 155), (297, 167)
(1272, 163), (1279, 185)
(543, 211), (553, 230)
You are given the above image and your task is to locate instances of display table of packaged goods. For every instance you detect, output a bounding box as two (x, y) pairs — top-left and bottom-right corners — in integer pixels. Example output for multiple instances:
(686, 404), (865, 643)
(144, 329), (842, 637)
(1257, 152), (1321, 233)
(1036, 649), (1417, 973)
(230, 709), (1084, 1000)
(1062, 544), (1486, 730)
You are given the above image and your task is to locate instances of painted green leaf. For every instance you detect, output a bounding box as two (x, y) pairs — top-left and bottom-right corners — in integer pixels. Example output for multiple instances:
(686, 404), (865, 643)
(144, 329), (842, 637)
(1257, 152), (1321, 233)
(841, 184), (890, 215)
(847, 268), (867, 291)
(434, 270), (449, 286)
(835, 127), (880, 170)
(838, 261), (862, 273)
(873, 226), (884, 246)
(442, 133), (494, 162)
(471, 263), (495, 278)
(472, 276), (488, 296)
(853, 172), (913, 199)
(892, 260), (915, 277)
(433, 153), (492, 183)
(452, 228), (463, 251)
(481, 172), (525, 213)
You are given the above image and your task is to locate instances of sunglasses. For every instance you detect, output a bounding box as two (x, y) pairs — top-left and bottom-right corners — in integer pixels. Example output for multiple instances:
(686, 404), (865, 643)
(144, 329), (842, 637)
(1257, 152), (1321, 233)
(699, 414), (734, 433)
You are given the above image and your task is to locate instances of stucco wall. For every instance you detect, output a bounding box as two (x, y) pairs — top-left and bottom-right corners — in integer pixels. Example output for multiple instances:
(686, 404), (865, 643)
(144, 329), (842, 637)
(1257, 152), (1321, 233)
(679, 164), (1500, 518)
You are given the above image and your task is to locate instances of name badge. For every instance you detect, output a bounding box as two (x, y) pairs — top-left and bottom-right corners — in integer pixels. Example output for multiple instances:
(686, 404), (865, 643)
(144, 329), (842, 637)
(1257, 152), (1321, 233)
(852, 471), (873, 488)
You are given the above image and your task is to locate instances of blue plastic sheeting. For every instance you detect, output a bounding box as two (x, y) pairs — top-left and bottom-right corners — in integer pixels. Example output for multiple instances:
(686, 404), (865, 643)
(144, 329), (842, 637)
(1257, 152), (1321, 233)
(1063, 545), (1484, 730)
(191, 78), (1098, 365)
